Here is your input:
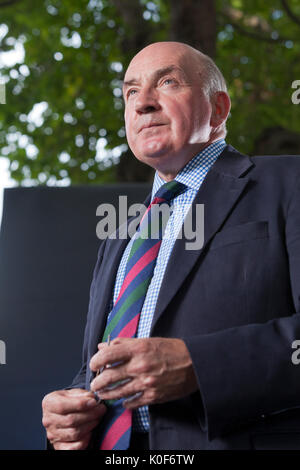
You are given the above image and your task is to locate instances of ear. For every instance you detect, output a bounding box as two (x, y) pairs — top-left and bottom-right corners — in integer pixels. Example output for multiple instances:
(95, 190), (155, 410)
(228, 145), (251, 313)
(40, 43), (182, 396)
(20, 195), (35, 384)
(210, 92), (231, 128)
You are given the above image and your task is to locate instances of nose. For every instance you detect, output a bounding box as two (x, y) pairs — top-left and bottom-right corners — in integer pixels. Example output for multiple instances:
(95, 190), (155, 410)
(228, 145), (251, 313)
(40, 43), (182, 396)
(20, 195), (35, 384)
(135, 87), (160, 114)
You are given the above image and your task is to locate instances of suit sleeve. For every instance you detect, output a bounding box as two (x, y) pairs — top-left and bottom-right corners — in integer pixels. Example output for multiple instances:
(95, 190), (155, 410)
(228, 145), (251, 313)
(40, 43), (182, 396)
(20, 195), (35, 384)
(183, 175), (300, 440)
(67, 238), (108, 390)
(45, 240), (108, 450)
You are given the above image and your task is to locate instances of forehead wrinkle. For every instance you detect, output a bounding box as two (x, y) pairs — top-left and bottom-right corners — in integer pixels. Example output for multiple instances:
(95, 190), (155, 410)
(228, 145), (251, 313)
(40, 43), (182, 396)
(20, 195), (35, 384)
(122, 65), (187, 91)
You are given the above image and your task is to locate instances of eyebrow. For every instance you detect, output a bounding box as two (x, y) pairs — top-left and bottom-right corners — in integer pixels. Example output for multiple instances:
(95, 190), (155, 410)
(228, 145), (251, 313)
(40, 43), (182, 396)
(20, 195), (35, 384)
(122, 65), (184, 90)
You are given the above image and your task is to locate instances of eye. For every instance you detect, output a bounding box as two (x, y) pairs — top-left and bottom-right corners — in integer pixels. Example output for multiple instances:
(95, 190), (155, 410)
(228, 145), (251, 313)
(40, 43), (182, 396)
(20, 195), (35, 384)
(127, 89), (137, 98)
(163, 78), (175, 86)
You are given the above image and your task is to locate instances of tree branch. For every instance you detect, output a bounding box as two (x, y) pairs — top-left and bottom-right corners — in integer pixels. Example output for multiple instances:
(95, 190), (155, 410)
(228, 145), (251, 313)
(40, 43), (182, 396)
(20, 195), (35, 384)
(169, 0), (217, 57)
(109, 0), (154, 182)
(220, 12), (294, 44)
(0, 0), (20, 7)
(281, 0), (300, 27)
(110, 0), (152, 56)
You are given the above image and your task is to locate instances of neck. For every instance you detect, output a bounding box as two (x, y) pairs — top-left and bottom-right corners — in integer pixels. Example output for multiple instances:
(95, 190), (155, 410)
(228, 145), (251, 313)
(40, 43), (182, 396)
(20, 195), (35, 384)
(157, 137), (224, 181)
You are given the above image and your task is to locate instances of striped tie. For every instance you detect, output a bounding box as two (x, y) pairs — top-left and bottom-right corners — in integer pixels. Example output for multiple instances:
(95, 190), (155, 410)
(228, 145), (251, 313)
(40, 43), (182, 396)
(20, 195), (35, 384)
(98, 180), (187, 450)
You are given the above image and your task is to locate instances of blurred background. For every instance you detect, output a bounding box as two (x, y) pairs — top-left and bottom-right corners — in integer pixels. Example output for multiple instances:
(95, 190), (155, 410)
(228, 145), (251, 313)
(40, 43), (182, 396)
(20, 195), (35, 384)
(1, 0), (300, 218)
(0, 0), (300, 449)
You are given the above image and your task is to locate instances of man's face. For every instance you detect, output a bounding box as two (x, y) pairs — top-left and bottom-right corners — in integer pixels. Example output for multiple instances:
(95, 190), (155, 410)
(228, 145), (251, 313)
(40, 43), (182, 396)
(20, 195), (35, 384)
(123, 43), (214, 177)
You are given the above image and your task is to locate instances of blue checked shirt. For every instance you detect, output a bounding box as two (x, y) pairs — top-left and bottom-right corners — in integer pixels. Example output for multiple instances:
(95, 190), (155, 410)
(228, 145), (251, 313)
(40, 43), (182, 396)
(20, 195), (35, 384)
(110, 139), (226, 432)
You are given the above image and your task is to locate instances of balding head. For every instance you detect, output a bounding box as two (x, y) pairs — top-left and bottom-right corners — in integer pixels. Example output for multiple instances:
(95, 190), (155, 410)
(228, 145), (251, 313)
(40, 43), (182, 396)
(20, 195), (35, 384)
(127, 41), (228, 100)
(123, 41), (231, 180)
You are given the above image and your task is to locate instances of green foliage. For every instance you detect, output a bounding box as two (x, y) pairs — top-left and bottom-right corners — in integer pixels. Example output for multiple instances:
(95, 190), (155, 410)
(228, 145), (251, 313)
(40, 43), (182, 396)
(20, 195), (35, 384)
(217, 0), (300, 153)
(0, 0), (299, 185)
(0, 0), (128, 184)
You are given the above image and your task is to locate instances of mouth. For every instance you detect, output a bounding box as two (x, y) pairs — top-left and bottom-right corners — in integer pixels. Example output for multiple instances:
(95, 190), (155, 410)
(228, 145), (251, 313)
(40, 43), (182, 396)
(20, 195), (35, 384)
(139, 123), (166, 133)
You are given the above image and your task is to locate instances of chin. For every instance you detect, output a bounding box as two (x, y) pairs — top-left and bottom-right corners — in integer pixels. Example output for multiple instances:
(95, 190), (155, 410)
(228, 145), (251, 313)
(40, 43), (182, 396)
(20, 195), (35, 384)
(136, 149), (170, 165)
(136, 142), (173, 160)
(135, 153), (176, 176)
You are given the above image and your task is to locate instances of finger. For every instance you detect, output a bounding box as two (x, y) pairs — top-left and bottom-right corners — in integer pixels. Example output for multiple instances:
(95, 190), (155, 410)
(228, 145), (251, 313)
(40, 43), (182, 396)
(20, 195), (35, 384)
(90, 363), (131, 392)
(64, 388), (93, 397)
(47, 419), (99, 443)
(90, 338), (134, 372)
(123, 392), (143, 406)
(90, 341), (133, 372)
(43, 403), (107, 430)
(123, 392), (154, 410)
(43, 392), (100, 415)
(52, 434), (92, 450)
(97, 337), (130, 351)
(122, 382), (170, 409)
(96, 377), (144, 402)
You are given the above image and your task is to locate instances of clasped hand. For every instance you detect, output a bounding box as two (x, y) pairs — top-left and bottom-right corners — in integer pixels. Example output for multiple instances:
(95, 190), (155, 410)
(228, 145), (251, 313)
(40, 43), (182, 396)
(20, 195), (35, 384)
(89, 337), (198, 408)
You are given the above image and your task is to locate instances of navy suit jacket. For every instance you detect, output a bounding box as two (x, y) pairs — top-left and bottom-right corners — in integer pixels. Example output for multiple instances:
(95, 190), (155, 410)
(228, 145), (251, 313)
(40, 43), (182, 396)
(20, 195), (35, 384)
(70, 145), (300, 450)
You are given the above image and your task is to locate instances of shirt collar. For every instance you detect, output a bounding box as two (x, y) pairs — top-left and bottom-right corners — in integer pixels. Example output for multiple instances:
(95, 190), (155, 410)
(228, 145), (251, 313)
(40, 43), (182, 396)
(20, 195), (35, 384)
(151, 139), (226, 198)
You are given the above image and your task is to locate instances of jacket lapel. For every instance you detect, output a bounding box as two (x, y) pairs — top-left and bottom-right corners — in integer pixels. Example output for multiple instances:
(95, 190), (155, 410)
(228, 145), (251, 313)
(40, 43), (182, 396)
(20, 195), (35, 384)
(89, 236), (128, 356)
(150, 145), (254, 333)
(90, 145), (254, 343)
(89, 195), (152, 355)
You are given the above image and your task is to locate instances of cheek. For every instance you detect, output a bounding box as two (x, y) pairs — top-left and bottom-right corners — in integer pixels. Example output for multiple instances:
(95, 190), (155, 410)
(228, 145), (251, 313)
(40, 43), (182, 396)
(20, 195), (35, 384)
(124, 110), (131, 133)
(124, 114), (135, 145)
(169, 96), (199, 130)
(126, 131), (138, 155)
(171, 105), (196, 140)
(194, 99), (211, 124)
(171, 98), (212, 145)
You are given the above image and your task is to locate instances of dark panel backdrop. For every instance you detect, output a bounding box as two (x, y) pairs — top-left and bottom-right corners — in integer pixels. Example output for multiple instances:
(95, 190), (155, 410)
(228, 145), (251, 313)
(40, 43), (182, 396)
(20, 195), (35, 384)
(0, 184), (150, 450)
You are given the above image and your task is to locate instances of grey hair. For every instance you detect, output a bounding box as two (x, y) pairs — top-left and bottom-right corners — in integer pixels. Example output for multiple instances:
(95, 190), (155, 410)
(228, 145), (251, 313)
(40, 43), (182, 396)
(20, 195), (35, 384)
(195, 51), (229, 135)
(198, 54), (228, 97)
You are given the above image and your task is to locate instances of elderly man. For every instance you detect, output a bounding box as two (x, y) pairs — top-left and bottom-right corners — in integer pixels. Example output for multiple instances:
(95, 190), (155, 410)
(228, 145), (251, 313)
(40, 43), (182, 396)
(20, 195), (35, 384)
(42, 42), (300, 450)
